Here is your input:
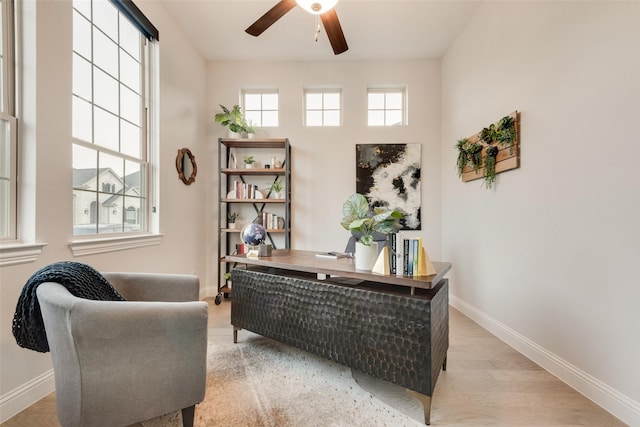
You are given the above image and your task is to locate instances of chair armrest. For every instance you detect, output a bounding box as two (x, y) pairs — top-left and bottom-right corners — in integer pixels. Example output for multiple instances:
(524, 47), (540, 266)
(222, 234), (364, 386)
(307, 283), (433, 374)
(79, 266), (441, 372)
(102, 272), (199, 302)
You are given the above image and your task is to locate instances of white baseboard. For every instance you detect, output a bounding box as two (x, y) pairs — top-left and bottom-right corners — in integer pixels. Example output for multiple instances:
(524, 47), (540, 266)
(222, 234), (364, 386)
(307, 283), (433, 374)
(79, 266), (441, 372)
(0, 369), (55, 423)
(450, 295), (640, 427)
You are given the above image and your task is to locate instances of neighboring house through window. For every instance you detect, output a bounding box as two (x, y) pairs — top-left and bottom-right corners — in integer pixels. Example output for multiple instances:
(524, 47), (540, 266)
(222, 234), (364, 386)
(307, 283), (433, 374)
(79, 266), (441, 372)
(367, 87), (407, 126)
(304, 89), (341, 126)
(72, 0), (157, 236)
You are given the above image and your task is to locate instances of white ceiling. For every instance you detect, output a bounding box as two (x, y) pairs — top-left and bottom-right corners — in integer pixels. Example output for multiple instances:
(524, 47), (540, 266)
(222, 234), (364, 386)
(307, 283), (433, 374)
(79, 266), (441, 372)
(161, 0), (483, 61)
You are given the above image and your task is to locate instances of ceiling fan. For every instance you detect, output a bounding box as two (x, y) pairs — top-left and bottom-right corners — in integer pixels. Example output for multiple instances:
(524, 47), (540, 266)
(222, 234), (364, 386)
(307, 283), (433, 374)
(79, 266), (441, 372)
(245, 0), (348, 55)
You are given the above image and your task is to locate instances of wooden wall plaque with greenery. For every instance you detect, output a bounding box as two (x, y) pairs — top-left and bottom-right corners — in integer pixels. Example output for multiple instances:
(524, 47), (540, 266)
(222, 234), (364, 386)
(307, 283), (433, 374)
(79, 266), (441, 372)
(456, 111), (520, 189)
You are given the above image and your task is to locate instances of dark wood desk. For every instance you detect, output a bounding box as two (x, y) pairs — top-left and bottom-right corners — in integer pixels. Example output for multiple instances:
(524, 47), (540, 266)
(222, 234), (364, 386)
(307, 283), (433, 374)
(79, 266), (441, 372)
(226, 249), (451, 290)
(226, 249), (452, 425)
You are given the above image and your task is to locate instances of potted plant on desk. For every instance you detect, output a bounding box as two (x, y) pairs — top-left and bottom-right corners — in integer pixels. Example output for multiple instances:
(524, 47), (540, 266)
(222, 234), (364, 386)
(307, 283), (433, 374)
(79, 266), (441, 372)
(340, 193), (402, 271)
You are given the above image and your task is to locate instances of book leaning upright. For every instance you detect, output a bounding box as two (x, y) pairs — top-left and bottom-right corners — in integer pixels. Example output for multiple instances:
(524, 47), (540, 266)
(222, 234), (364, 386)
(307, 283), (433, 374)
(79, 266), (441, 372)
(395, 232), (404, 276)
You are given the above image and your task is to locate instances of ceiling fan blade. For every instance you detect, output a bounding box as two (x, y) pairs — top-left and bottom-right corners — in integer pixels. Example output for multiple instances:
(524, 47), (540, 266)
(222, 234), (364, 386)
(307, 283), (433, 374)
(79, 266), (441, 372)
(320, 9), (348, 55)
(246, 0), (297, 37)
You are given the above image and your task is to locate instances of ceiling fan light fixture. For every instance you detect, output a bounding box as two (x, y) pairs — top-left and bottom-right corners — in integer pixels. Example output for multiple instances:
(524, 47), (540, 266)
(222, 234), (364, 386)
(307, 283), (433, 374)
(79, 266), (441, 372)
(295, 0), (339, 15)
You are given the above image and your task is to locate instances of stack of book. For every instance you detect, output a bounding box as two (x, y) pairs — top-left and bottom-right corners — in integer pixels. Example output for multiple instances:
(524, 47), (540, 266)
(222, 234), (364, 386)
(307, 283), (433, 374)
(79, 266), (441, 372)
(258, 212), (282, 230)
(233, 181), (260, 199)
(387, 233), (434, 277)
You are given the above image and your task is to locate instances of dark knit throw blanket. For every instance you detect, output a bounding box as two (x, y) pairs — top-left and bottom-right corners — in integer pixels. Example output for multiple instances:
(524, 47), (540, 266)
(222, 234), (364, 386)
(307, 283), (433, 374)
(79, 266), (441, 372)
(12, 261), (125, 353)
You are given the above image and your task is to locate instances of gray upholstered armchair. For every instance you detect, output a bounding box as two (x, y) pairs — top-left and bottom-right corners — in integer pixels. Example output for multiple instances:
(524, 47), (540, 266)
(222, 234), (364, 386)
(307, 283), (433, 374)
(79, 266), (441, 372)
(36, 272), (208, 427)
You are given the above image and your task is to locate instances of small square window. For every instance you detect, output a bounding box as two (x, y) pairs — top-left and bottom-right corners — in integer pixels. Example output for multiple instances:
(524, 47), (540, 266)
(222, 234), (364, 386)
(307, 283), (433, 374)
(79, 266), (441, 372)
(367, 87), (407, 126)
(304, 89), (341, 127)
(242, 90), (279, 127)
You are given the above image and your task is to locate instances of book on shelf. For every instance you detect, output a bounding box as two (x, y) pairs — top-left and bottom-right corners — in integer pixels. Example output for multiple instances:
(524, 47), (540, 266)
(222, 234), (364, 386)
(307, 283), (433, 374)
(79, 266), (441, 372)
(315, 251), (350, 259)
(233, 181), (260, 200)
(259, 212), (282, 230)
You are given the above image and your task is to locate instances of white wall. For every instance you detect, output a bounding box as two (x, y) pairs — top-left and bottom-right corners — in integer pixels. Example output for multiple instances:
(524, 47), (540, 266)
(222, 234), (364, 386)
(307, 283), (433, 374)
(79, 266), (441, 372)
(206, 60), (443, 285)
(441, 1), (640, 424)
(0, 0), (208, 420)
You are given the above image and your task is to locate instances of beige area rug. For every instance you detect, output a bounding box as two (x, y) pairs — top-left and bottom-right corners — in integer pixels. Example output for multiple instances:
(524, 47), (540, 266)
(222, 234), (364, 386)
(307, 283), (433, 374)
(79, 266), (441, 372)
(143, 331), (423, 427)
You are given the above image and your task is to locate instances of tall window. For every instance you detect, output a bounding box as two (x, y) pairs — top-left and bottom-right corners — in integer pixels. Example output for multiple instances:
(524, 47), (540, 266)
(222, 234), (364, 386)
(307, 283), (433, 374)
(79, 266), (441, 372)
(242, 89), (278, 127)
(0, 0), (16, 240)
(304, 89), (341, 126)
(367, 87), (407, 126)
(72, 0), (155, 236)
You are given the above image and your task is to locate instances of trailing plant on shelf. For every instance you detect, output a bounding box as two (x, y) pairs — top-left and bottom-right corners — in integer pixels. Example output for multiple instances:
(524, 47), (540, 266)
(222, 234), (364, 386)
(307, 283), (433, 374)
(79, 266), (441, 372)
(497, 115), (516, 153)
(455, 138), (483, 177)
(479, 115), (517, 151)
(340, 193), (402, 246)
(214, 104), (248, 135)
(483, 146), (499, 189)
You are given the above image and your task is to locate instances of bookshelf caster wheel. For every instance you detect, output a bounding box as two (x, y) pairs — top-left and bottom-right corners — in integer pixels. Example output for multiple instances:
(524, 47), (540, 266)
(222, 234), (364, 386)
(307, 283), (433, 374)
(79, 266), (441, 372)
(215, 294), (222, 305)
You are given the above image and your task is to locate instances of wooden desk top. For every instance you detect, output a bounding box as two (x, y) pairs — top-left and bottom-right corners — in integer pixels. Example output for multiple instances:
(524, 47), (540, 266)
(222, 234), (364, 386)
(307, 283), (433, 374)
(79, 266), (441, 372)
(226, 249), (451, 290)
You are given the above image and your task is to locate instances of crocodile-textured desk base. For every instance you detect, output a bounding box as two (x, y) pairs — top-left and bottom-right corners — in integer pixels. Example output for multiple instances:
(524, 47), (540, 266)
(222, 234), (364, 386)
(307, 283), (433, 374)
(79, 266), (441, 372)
(231, 268), (449, 425)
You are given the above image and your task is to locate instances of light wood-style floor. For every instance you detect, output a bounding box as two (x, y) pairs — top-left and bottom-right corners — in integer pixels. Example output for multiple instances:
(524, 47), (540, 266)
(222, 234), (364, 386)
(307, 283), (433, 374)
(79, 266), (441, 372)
(2, 298), (627, 426)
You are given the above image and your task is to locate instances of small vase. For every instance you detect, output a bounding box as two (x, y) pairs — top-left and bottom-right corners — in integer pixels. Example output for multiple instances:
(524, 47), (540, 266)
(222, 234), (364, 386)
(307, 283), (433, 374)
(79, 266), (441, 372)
(228, 223), (237, 229)
(228, 130), (240, 138)
(245, 163), (254, 169)
(247, 133), (255, 139)
(355, 241), (379, 271)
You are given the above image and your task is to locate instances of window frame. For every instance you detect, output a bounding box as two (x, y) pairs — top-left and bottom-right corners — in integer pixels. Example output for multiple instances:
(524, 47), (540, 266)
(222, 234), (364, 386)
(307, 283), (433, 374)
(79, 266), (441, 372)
(241, 89), (279, 127)
(367, 86), (408, 127)
(71, 0), (154, 240)
(303, 88), (342, 127)
(0, 0), (17, 242)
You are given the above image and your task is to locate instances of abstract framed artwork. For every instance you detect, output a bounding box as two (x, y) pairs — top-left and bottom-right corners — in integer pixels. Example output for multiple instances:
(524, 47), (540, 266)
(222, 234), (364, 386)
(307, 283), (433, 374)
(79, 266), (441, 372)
(356, 143), (421, 230)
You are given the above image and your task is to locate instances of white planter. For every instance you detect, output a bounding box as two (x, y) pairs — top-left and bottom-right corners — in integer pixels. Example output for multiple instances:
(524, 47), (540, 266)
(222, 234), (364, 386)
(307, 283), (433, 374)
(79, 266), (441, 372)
(247, 133), (255, 139)
(228, 223), (237, 229)
(355, 241), (379, 271)
(228, 130), (240, 138)
(245, 163), (254, 169)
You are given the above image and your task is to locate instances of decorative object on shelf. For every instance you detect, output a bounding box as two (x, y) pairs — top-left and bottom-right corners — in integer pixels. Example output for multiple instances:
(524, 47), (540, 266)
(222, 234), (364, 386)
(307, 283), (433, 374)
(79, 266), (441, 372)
(241, 223), (266, 246)
(175, 148), (197, 185)
(241, 223), (272, 257)
(456, 111), (520, 189)
(356, 144), (421, 230)
(244, 155), (256, 169)
(229, 150), (237, 168)
(214, 104), (249, 137)
(227, 211), (238, 229)
(245, 119), (257, 138)
(223, 272), (232, 289)
(269, 179), (284, 199)
(341, 193), (403, 271)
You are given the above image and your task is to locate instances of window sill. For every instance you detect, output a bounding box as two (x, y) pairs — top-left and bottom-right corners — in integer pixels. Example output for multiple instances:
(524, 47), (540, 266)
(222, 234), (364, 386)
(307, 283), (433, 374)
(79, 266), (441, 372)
(69, 233), (163, 257)
(0, 242), (48, 266)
